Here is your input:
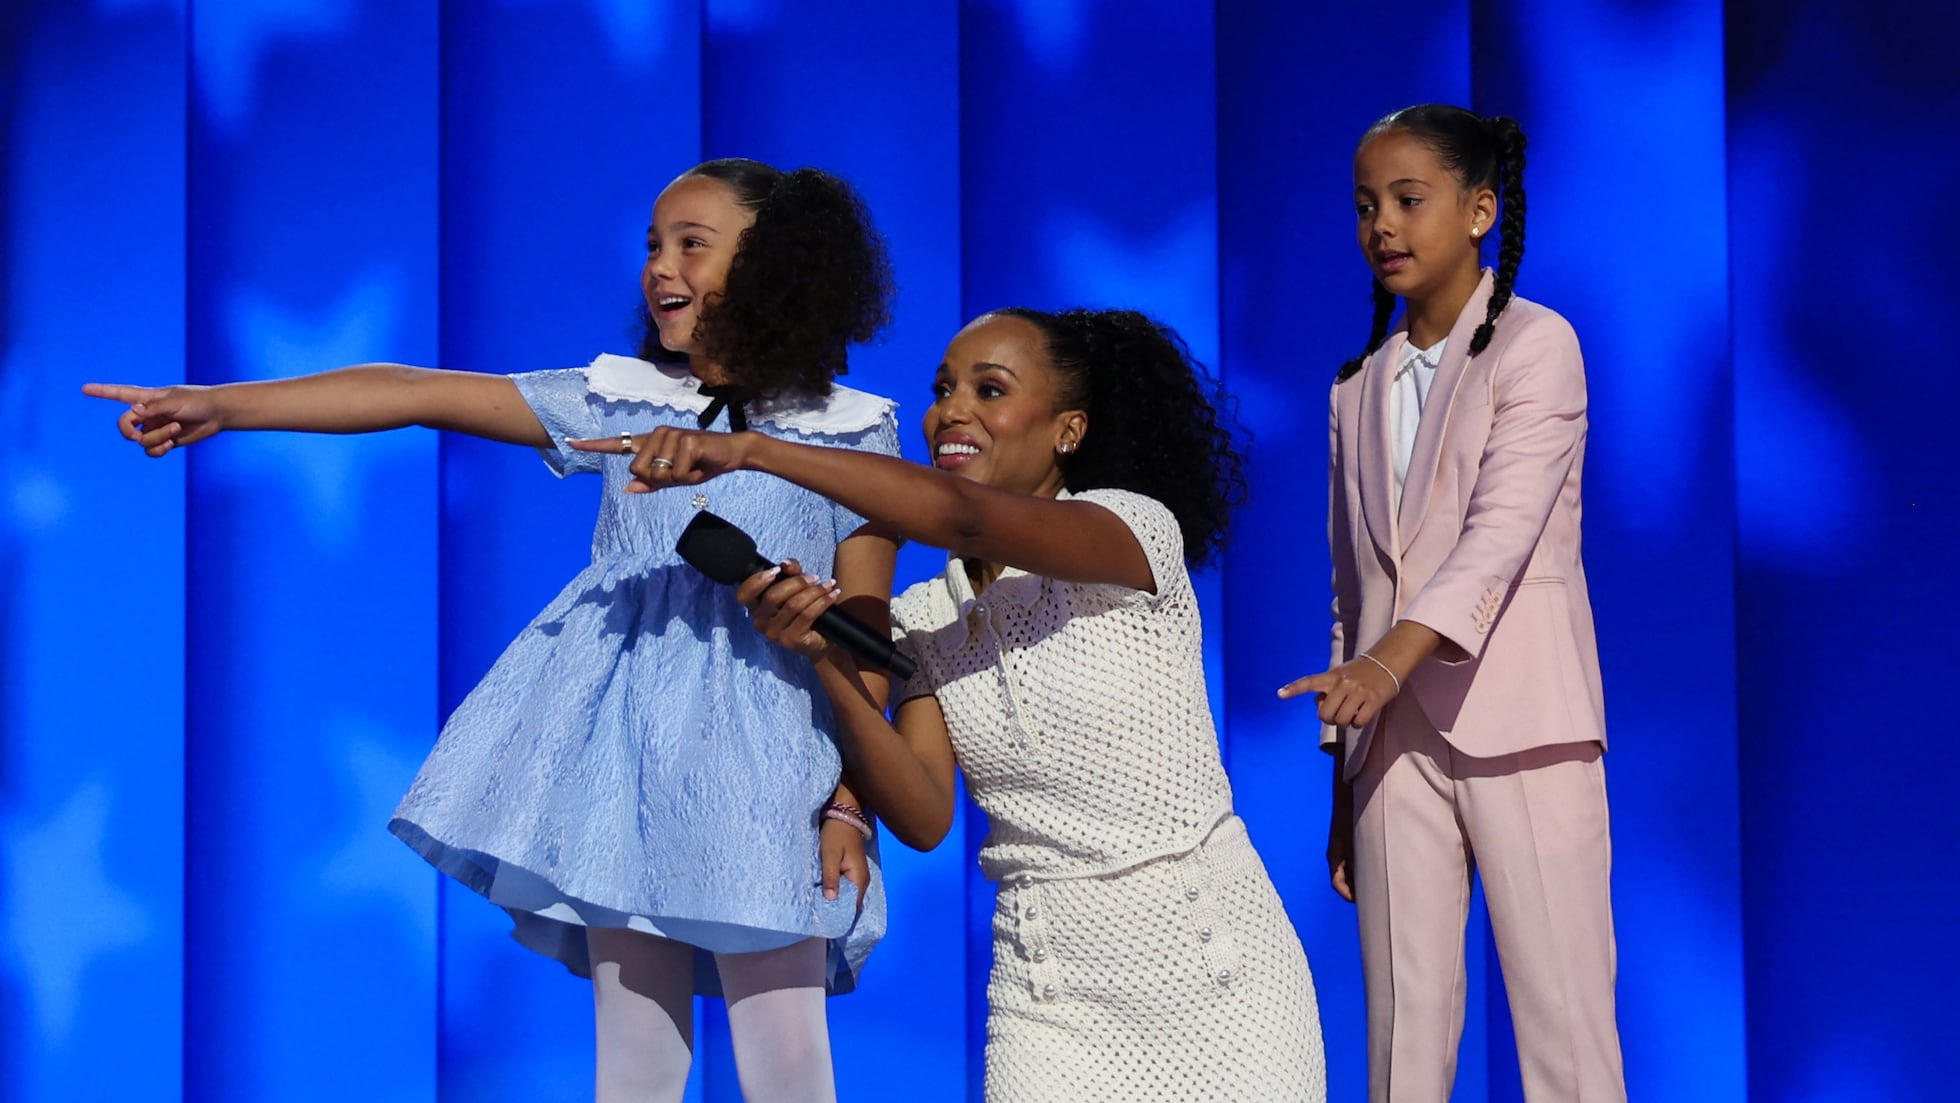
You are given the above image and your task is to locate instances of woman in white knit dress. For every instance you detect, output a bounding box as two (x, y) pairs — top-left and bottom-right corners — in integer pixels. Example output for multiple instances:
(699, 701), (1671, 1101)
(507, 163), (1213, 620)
(599, 307), (1327, 1101)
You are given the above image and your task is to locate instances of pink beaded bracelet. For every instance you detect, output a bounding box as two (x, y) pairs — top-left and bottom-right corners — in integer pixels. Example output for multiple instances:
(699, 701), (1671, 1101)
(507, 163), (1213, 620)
(822, 801), (874, 841)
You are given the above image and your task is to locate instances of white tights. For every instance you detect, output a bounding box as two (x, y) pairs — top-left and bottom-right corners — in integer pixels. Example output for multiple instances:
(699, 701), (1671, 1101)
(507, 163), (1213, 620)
(588, 928), (835, 1103)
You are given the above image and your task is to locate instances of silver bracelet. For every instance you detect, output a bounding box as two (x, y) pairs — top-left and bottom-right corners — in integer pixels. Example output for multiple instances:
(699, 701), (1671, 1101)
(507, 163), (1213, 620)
(1358, 652), (1402, 694)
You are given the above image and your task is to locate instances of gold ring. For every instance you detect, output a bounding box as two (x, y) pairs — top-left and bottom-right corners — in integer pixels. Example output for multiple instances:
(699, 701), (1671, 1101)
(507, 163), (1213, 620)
(618, 433), (634, 454)
(648, 457), (675, 469)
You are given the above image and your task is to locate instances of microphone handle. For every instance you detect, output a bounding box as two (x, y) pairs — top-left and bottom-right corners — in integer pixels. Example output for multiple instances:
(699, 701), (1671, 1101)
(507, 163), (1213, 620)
(743, 554), (919, 681)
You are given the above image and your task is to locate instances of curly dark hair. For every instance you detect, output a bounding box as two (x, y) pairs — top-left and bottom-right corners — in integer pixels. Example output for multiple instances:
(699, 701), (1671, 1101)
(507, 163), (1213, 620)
(1337, 105), (1528, 381)
(636, 158), (894, 398)
(991, 308), (1248, 567)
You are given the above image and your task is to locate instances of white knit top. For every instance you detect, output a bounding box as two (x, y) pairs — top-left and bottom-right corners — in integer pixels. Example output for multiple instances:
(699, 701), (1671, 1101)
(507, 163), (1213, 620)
(891, 488), (1234, 884)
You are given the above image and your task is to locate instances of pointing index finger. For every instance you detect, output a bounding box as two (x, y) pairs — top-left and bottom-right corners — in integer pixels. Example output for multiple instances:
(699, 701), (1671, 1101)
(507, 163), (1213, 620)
(82, 382), (153, 404)
(1277, 672), (1336, 699)
(567, 434), (639, 454)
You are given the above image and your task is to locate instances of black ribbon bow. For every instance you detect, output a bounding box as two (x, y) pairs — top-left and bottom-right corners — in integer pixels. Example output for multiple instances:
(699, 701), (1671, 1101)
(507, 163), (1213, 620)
(696, 384), (751, 432)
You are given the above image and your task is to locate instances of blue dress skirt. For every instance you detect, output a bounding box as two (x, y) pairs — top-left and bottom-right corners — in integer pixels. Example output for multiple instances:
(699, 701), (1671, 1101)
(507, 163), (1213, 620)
(388, 354), (899, 995)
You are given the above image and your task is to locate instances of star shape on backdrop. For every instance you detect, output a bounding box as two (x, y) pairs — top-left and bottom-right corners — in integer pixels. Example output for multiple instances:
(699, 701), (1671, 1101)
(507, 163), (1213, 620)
(1049, 203), (1222, 361)
(220, 267), (435, 549)
(189, 0), (354, 135)
(578, 0), (674, 60)
(1725, 118), (1867, 558)
(1, 781), (151, 1043)
(312, 722), (439, 950)
(1005, 0), (1089, 72)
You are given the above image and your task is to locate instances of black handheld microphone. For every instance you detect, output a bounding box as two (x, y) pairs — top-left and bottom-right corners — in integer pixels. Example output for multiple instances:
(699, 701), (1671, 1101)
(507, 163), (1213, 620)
(677, 510), (918, 681)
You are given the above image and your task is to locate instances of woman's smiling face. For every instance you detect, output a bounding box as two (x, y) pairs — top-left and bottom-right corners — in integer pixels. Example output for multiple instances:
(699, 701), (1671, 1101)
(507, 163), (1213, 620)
(923, 313), (1083, 499)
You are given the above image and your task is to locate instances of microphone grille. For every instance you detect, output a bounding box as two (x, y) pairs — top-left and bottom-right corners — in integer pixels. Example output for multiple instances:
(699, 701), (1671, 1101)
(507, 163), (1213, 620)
(675, 511), (762, 585)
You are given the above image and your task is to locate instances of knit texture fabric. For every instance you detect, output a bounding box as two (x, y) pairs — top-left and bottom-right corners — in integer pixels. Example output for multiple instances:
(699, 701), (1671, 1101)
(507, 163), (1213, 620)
(893, 489), (1326, 1100)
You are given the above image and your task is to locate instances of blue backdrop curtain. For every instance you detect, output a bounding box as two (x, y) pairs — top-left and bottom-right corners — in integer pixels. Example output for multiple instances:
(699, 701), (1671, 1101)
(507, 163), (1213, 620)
(3, 1), (1953, 1100)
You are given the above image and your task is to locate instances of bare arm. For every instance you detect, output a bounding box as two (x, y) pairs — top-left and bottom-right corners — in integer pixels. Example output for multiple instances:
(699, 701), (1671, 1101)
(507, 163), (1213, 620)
(739, 567), (960, 851)
(821, 661), (961, 852)
(1328, 754), (1355, 903)
(808, 529), (900, 893)
(575, 426), (1157, 593)
(750, 438), (1153, 590)
(826, 528), (899, 715)
(83, 365), (552, 455)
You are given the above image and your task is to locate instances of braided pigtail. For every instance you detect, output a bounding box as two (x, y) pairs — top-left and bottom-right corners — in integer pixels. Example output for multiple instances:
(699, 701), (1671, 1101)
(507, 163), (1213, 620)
(1470, 115), (1527, 355)
(1336, 279), (1398, 381)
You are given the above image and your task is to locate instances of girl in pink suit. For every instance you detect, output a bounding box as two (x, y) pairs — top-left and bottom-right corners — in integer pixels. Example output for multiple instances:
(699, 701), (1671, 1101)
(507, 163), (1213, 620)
(1281, 105), (1627, 1102)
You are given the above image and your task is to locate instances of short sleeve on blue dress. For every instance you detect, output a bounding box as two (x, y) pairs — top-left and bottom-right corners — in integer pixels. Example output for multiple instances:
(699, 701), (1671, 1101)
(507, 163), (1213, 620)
(828, 411), (901, 542)
(510, 367), (605, 476)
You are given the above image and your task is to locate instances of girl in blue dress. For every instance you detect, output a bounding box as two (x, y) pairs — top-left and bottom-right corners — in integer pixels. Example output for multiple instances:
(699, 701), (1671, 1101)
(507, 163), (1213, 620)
(85, 158), (900, 1103)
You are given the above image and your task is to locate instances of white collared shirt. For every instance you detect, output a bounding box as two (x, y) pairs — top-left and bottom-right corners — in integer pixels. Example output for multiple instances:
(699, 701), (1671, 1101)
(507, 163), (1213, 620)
(1391, 336), (1447, 510)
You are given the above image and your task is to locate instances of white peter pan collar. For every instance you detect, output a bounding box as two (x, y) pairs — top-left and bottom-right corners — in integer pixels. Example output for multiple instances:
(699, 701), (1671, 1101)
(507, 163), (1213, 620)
(585, 353), (895, 436)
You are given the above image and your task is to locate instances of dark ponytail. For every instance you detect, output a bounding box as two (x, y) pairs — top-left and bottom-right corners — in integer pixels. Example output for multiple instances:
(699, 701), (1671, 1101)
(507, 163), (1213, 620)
(991, 307), (1247, 567)
(1336, 105), (1530, 377)
(636, 158), (894, 397)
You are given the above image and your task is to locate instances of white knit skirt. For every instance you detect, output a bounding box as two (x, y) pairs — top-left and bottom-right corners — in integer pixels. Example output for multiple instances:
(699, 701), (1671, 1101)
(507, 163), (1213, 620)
(983, 816), (1327, 1101)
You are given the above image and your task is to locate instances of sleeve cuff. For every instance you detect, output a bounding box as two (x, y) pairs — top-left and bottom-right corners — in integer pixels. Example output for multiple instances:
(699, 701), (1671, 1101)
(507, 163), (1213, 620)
(1400, 584), (1505, 666)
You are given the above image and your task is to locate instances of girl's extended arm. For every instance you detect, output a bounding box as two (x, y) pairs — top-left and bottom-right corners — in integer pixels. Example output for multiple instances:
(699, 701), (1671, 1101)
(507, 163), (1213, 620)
(576, 427), (1157, 593)
(83, 365), (551, 455)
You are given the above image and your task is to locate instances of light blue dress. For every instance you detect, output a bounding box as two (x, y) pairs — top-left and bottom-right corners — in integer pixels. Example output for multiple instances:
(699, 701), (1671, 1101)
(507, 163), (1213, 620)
(389, 354), (900, 996)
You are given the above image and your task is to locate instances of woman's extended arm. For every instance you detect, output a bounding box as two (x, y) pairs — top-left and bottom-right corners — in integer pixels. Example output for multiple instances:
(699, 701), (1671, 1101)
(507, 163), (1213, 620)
(576, 427), (1158, 592)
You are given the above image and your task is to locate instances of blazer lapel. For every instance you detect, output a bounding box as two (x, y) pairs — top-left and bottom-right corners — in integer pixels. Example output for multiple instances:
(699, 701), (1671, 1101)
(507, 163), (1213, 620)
(1397, 270), (1496, 548)
(1357, 328), (1406, 564)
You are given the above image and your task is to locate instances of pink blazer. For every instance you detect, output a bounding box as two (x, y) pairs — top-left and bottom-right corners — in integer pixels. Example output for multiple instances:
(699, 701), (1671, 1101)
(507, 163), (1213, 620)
(1323, 271), (1606, 779)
